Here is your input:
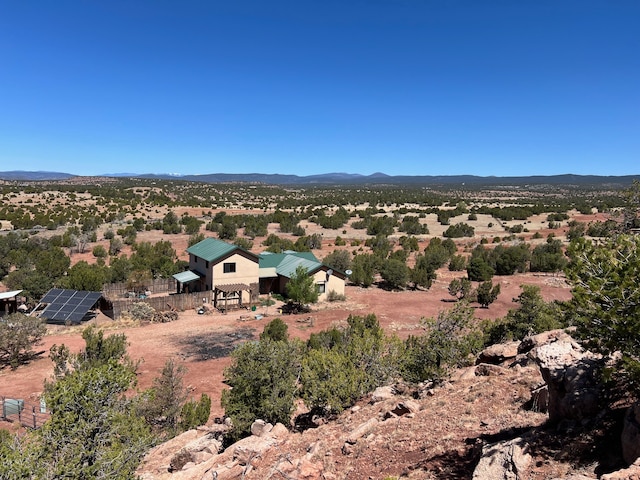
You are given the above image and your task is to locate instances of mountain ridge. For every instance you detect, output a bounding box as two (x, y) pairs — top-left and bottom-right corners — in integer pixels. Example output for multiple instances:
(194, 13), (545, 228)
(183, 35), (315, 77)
(0, 170), (638, 186)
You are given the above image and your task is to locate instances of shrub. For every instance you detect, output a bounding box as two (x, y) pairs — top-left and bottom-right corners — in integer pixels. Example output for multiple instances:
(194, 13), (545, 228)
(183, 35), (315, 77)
(233, 237), (253, 250)
(380, 258), (410, 290)
(127, 302), (156, 322)
(221, 339), (303, 441)
(260, 318), (289, 342)
(322, 249), (351, 273)
(179, 394), (211, 431)
(483, 285), (564, 345)
(326, 290), (346, 302)
(448, 255), (466, 271)
(530, 238), (567, 272)
(566, 235), (640, 395)
(0, 314), (47, 368)
(400, 302), (481, 384)
(475, 280), (501, 308)
(137, 358), (188, 434)
(443, 223), (475, 238)
(301, 315), (394, 415)
(92, 245), (108, 258)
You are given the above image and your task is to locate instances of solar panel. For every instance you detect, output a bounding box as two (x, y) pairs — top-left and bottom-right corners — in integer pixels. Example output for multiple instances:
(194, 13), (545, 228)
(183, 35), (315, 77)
(40, 289), (102, 324)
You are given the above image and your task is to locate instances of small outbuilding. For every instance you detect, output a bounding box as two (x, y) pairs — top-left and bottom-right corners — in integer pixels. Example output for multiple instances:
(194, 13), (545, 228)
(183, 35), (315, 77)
(0, 290), (23, 317)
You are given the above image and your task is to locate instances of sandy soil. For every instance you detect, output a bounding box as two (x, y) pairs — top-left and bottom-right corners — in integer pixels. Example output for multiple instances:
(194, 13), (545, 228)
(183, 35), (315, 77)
(0, 202), (594, 420)
(0, 271), (571, 420)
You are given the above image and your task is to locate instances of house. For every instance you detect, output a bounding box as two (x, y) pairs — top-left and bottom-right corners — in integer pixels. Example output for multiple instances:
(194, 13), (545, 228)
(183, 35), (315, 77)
(178, 238), (260, 311)
(178, 238), (346, 309)
(258, 250), (346, 302)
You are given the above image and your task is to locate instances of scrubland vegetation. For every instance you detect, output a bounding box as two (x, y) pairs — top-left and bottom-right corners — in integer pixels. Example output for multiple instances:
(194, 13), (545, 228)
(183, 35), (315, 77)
(1, 177), (639, 477)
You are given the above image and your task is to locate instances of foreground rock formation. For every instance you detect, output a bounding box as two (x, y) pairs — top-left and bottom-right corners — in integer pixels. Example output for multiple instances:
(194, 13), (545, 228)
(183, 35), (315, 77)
(138, 330), (637, 479)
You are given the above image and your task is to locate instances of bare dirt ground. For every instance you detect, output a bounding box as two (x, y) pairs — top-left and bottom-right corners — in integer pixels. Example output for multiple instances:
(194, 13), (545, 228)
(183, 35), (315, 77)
(0, 271), (571, 420)
(0, 193), (610, 478)
(0, 201), (592, 420)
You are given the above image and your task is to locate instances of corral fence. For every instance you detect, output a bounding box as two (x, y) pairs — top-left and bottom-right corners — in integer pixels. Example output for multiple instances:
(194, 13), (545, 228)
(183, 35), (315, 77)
(1, 395), (50, 429)
(108, 291), (211, 319)
(102, 279), (261, 320)
(102, 278), (176, 298)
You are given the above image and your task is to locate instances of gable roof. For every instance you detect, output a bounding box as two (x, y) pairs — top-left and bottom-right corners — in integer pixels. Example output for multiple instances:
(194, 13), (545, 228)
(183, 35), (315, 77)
(187, 237), (257, 263)
(259, 250), (324, 279)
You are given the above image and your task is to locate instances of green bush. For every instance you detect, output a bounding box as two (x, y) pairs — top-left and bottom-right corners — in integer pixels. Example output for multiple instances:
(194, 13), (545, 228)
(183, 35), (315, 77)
(326, 290), (346, 302)
(0, 314), (47, 369)
(443, 222), (475, 238)
(400, 302), (481, 384)
(566, 235), (640, 395)
(301, 314), (395, 415)
(180, 394), (212, 431)
(482, 285), (564, 345)
(260, 318), (289, 342)
(221, 338), (303, 441)
(448, 254), (466, 271)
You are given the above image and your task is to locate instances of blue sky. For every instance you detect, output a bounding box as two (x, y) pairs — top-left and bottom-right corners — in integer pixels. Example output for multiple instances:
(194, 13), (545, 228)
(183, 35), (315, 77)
(1, 1), (638, 177)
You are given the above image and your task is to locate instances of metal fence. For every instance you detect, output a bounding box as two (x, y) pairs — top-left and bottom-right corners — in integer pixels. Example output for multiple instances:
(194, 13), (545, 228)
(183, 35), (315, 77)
(1, 395), (50, 429)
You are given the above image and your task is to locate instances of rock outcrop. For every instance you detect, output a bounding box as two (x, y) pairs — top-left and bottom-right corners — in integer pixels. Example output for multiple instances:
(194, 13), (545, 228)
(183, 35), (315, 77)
(472, 436), (532, 480)
(525, 330), (603, 423)
(621, 402), (640, 465)
(478, 341), (520, 365)
(136, 330), (625, 480)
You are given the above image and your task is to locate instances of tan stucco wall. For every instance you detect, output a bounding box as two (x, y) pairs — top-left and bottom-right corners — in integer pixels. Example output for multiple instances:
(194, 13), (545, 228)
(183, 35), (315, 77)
(312, 270), (345, 301)
(212, 253), (259, 304)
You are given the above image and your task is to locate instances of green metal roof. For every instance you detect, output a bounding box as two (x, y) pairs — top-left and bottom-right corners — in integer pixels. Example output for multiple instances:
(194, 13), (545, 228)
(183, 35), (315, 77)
(187, 238), (241, 262)
(258, 251), (322, 279)
(257, 252), (286, 269)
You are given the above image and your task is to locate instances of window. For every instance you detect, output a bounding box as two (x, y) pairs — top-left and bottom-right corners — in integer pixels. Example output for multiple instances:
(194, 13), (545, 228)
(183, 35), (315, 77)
(223, 262), (236, 273)
(317, 282), (326, 294)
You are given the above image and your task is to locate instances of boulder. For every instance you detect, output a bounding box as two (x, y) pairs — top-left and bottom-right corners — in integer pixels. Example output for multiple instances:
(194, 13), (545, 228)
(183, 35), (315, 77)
(168, 432), (223, 472)
(602, 457), (640, 480)
(139, 428), (201, 475)
(183, 433), (222, 455)
(478, 341), (520, 365)
(526, 384), (549, 413)
(472, 436), (531, 480)
(370, 385), (395, 403)
(621, 402), (640, 465)
(519, 329), (578, 355)
(533, 336), (602, 423)
(277, 457), (325, 480)
(345, 418), (379, 445)
(390, 399), (421, 416)
(475, 363), (507, 376)
(250, 419), (273, 437)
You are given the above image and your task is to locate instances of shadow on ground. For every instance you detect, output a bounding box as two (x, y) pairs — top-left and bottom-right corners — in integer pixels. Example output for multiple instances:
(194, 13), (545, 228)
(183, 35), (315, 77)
(174, 327), (256, 361)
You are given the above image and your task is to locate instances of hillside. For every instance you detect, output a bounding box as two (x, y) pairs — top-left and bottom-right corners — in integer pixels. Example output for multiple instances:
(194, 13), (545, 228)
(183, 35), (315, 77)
(136, 330), (630, 480)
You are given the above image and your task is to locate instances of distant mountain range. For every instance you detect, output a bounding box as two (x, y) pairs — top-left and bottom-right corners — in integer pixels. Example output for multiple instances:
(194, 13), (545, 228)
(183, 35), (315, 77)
(0, 170), (638, 187)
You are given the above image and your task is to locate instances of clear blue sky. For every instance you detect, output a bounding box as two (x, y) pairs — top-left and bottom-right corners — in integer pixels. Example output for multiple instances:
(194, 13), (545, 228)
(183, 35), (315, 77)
(1, 1), (638, 177)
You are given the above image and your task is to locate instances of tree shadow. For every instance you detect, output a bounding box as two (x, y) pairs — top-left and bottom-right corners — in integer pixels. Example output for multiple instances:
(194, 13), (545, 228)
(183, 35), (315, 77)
(174, 328), (256, 361)
(0, 350), (47, 370)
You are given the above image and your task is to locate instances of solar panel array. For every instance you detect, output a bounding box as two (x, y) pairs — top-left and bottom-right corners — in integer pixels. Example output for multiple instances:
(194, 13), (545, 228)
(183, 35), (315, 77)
(40, 289), (102, 324)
